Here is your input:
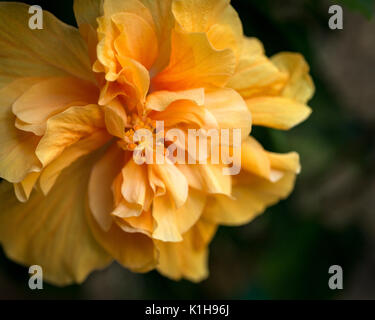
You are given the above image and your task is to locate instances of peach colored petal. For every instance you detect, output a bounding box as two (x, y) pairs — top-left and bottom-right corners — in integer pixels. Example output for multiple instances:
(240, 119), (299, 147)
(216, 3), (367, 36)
(271, 52), (315, 104)
(103, 0), (154, 26)
(0, 78), (42, 183)
(40, 130), (111, 195)
(112, 55), (150, 105)
(12, 77), (99, 129)
(178, 163), (231, 195)
(152, 188), (206, 242)
(13, 172), (40, 203)
(204, 88), (252, 138)
(155, 218), (217, 282)
(0, 154), (112, 286)
(172, 0), (243, 57)
(150, 99), (218, 129)
(227, 37), (287, 98)
(0, 3), (95, 87)
(203, 171), (297, 226)
(140, 0), (174, 73)
(146, 88), (205, 111)
(14, 118), (45, 137)
(246, 96), (312, 130)
(120, 159), (153, 214)
(117, 210), (154, 236)
(152, 29), (236, 91)
(103, 98), (128, 139)
(150, 162), (188, 208)
(87, 202), (158, 273)
(267, 151), (301, 174)
(112, 12), (158, 69)
(74, 0), (104, 29)
(36, 104), (105, 167)
(241, 136), (272, 181)
(88, 143), (124, 232)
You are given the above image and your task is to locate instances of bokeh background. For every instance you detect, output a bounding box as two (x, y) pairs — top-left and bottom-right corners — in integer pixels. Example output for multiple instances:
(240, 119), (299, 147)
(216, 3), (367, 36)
(0, 0), (374, 299)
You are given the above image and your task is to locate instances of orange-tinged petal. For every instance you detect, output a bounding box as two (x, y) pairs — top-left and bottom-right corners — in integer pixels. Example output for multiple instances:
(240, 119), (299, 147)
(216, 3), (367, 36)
(246, 96), (312, 130)
(89, 143), (124, 232)
(112, 201), (143, 219)
(204, 88), (251, 138)
(176, 188), (207, 235)
(272, 52), (315, 104)
(191, 218), (218, 251)
(113, 55), (150, 105)
(140, 0), (174, 73)
(0, 154), (112, 286)
(98, 72), (136, 108)
(151, 162), (188, 208)
(148, 164), (166, 197)
(103, 0), (154, 26)
(156, 218), (217, 282)
(14, 118), (45, 137)
(152, 195), (182, 242)
(103, 98), (127, 139)
(178, 163), (231, 196)
(241, 136), (272, 180)
(112, 12), (158, 69)
(97, 0), (155, 80)
(120, 210), (154, 236)
(40, 130), (111, 195)
(0, 78), (42, 183)
(95, 16), (118, 81)
(151, 99), (218, 129)
(172, 0), (243, 57)
(267, 151), (301, 174)
(87, 202), (157, 273)
(13, 171), (40, 203)
(36, 104), (105, 167)
(74, 0), (104, 29)
(203, 171), (296, 226)
(12, 77), (99, 131)
(0, 3), (94, 87)
(152, 188), (206, 242)
(120, 159), (152, 214)
(227, 37), (287, 98)
(241, 137), (301, 182)
(152, 29), (236, 91)
(146, 88), (204, 111)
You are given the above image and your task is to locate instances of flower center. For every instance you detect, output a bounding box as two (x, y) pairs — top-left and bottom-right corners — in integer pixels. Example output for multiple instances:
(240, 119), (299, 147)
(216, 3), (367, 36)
(118, 113), (156, 151)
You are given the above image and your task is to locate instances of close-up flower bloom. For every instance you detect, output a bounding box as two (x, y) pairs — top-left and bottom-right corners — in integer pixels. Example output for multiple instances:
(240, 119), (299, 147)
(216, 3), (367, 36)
(0, 0), (314, 286)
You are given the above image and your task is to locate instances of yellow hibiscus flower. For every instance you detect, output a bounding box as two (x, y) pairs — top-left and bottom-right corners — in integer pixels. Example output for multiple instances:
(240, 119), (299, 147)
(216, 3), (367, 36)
(0, 0), (314, 285)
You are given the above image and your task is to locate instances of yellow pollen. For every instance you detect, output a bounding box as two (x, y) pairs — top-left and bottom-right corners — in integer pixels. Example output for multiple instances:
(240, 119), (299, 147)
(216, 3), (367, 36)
(121, 114), (156, 151)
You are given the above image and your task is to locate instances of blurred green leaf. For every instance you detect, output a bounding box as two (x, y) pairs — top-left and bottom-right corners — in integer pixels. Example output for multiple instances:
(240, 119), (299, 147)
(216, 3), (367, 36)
(337, 0), (374, 19)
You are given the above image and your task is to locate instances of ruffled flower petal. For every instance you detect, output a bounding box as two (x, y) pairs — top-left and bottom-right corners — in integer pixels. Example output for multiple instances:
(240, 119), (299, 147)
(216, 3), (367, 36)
(74, 0), (104, 29)
(203, 171), (297, 226)
(172, 0), (243, 57)
(152, 188), (206, 242)
(271, 52), (315, 104)
(0, 3), (94, 87)
(156, 218), (217, 282)
(246, 96), (312, 130)
(89, 144), (125, 231)
(0, 154), (112, 286)
(227, 37), (287, 98)
(35, 104), (106, 167)
(203, 137), (301, 225)
(87, 200), (158, 273)
(0, 78), (42, 183)
(152, 29), (236, 91)
(204, 88), (252, 138)
(12, 77), (99, 135)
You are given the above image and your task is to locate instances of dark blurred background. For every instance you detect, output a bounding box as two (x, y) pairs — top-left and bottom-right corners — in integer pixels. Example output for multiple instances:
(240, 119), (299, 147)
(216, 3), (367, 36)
(0, 0), (374, 299)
